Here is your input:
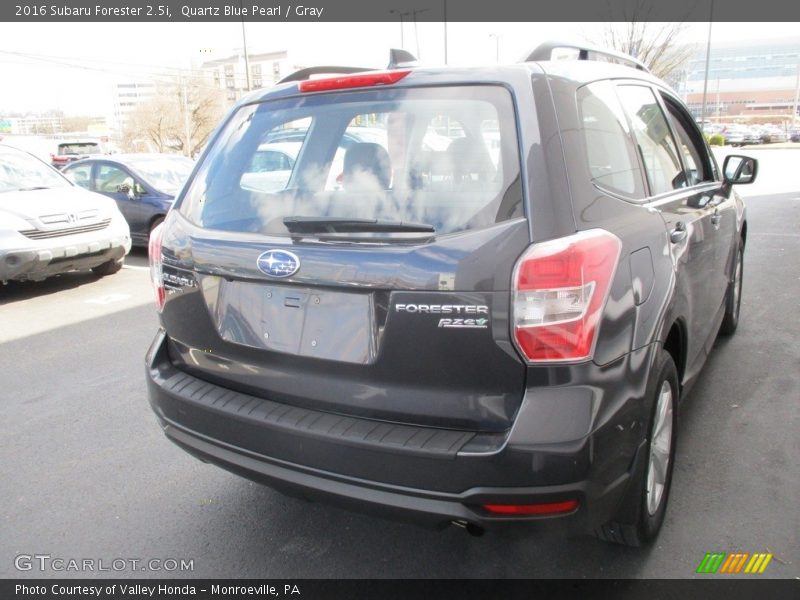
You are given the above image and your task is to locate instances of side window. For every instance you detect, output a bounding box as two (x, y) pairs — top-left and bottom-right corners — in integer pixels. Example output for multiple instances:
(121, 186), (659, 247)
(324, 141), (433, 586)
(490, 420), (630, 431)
(616, 85), (684, 196)
(95, 164), (130, 193)
(577, 81), (645, 198)
(64, 163), (92, 189)
(661, 95), (713, 187)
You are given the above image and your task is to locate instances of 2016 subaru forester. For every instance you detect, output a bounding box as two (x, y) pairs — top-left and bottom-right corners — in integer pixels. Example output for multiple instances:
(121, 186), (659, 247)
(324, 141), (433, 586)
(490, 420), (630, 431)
(145, 43), (756, 546)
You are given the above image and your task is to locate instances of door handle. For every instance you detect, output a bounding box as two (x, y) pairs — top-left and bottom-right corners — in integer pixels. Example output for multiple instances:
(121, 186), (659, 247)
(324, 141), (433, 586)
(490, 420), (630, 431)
(670, 222), (687, 244)
(711, 213), (722, 227)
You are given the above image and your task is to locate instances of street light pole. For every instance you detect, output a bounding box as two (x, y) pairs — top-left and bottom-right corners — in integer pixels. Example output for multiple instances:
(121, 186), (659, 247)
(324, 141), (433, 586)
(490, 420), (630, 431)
(390, 9), (411, 48)
(792, 59), (800, 126)
(700, 0), (714, 133)
(489, 33), (499, 63)
(411, 9), (429, 58)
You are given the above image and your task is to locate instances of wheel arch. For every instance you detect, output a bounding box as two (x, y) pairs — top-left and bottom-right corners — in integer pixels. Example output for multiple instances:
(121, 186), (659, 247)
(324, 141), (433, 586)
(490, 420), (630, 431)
(662, 319), (687, 392)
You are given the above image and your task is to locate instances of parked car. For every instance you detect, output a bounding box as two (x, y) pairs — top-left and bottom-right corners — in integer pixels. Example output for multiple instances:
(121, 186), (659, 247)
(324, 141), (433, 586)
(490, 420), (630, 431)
(146, 43), (755, 546)
(759, 126), (788, 144)
(722, 125), (759, 146)
(790, 128), (800, 143)
(744, 126), (763, 145)
(0, 144), (130, 284)
(62, 154), (194, 247)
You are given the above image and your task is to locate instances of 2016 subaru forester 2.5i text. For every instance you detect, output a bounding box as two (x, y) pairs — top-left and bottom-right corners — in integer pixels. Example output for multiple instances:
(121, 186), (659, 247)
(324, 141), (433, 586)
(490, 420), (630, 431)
(145, 43), (756, 546)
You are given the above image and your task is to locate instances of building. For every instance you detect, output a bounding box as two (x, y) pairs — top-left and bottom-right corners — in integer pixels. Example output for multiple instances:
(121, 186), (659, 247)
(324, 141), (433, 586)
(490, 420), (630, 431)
(679, 37), (800, 122)
(113, 81), (157, 131)
(200, 50), (297, 106)
(0, 114), (64, 135)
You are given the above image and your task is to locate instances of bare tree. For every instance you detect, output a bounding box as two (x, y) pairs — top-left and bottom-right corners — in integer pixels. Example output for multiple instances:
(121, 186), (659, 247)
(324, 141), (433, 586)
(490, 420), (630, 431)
(121, 75), (225, 157)
(591, 7), (697, 88)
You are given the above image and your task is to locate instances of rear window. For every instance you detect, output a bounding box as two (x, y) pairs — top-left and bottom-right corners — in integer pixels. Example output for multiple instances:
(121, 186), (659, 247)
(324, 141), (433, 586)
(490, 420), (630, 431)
(179, 85), (522, 237)
(58, 142), (100, 155)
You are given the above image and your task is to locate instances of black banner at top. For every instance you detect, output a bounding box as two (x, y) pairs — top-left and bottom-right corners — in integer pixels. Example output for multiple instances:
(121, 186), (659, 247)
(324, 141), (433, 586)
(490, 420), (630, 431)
(3, 0), (800, 22)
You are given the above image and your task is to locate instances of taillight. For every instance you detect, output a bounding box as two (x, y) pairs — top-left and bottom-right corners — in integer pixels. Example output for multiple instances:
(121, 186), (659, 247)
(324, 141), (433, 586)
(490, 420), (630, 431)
(482, 500), (579, 516)
(512, 229), (621, 363)
(298, 70), (411, 93)
(148, 222), (165, 312)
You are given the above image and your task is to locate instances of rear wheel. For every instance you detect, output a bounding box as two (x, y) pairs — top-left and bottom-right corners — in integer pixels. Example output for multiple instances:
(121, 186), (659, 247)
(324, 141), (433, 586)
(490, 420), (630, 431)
(595, 352), (678, 546)
(92, 258), (124, 277)
(720, 243), (744, 335)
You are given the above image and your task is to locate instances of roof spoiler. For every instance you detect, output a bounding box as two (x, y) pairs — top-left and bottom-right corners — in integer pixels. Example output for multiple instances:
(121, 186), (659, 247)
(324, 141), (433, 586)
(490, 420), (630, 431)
(522, 40), (649, 73)
(278, 49), (420, 84)
(278, 66), (371, 84)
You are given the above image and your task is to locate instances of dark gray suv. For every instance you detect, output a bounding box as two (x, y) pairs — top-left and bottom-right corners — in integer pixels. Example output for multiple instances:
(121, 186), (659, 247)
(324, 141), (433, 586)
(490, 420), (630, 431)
(145, 43), (756, 546)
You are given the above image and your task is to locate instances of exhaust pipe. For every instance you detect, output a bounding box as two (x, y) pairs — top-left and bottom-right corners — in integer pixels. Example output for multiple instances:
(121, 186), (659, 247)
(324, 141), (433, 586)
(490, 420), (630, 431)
(451, 520), (485, 537)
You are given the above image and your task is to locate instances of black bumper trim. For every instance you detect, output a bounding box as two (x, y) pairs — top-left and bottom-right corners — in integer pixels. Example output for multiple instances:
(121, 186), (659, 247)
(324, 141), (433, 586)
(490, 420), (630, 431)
(150, 340), (489, 460)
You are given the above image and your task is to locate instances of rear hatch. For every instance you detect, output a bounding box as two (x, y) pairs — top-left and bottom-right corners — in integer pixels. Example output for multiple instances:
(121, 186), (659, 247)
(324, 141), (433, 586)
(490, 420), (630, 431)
(51, 141), (102, 168)
(159, 81), (531, 432)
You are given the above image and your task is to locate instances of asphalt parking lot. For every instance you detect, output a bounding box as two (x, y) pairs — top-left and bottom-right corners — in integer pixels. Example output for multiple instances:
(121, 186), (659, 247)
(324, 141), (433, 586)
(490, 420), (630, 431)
(1, 150), (798, 579)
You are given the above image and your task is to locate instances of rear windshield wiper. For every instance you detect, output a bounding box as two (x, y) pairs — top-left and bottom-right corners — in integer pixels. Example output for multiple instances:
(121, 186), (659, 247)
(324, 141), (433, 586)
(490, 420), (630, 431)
(283, 217), (435, 234)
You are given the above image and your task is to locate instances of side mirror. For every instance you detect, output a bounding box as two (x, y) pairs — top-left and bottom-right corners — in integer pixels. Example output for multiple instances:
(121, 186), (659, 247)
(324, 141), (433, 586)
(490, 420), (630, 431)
(723, 155), (758, 185)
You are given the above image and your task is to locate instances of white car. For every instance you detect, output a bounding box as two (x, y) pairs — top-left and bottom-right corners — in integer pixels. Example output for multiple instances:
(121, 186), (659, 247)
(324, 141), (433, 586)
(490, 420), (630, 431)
(0, 144), (131, 284)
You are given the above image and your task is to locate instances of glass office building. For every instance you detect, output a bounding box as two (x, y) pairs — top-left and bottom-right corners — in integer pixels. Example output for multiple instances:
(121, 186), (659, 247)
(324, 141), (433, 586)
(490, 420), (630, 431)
(678, 37), (800, 120)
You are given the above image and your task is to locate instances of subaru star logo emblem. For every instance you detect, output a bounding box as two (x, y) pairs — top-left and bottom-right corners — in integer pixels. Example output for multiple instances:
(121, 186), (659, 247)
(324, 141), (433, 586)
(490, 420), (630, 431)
(257, 249), (300, 278)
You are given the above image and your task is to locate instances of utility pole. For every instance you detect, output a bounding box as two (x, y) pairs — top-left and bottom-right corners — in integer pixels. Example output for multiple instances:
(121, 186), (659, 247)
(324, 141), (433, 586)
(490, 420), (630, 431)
(443, 0), (448, 64)
(181, 73), (191, 157)
(240, 0), (251, 92)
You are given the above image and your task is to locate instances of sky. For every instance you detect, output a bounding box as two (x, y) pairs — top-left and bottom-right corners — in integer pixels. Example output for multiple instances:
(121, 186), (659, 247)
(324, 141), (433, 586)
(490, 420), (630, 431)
(1, 21), (798, 117)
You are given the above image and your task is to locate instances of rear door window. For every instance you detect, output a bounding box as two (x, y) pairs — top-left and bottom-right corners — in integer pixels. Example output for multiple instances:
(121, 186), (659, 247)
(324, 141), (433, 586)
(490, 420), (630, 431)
(179, 85), (522, 238)
(577, 81), (645, 198)
(616, 85), (684, 197)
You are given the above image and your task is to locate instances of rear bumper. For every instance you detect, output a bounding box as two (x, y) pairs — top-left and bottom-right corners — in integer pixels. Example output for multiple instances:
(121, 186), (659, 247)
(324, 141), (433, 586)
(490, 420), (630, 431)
(146, 330), (654, 532)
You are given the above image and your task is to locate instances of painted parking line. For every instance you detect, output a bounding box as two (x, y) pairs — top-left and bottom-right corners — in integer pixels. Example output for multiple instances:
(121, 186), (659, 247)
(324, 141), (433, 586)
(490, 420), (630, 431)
(122, 264), (150, 271)
(750, 232), (800, 237)
(84, 293), (133, 305)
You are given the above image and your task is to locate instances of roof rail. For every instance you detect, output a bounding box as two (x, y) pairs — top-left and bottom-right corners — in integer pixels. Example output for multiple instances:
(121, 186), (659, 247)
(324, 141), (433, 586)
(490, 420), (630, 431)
(278, 66), (371, 85)
(522, 41), (649, 73)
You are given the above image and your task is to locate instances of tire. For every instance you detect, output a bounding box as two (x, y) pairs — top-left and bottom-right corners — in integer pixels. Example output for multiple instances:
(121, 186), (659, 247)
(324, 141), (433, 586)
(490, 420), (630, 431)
(595, 352), (679, 546)
(92, 258), (124, 277)
(720, 242), (744, 336)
